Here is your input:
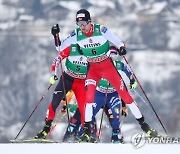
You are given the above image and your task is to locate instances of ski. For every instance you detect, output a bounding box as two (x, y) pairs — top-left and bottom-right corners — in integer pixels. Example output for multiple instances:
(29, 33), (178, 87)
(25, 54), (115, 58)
(10, 138), (59, 143)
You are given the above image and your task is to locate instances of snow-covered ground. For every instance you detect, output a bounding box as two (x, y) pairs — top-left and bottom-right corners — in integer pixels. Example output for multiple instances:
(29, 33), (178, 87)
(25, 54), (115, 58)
(1, 143), (180, 154)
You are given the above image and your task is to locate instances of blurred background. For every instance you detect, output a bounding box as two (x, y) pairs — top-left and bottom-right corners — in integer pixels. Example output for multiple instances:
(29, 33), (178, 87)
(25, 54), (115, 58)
(0, 0), (179, 143)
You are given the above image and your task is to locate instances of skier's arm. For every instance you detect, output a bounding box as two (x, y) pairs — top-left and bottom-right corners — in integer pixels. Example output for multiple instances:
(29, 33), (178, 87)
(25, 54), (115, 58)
(51, 24), (77, 52)
(49, 56), (60, 84)
(59, 46), (71, 60)
(51, 57), (58, 76)
(51, 46), (69, 75)
(100, 25), (126, 55)
(120, 62), (137, 89)
(55, 30), (77, 52)
(56, 34), (77, 52)
(121, 62), (134, 82)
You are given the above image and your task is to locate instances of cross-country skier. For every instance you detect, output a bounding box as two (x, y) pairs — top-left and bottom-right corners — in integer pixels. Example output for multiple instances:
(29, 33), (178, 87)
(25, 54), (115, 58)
(62, 46), (158, 143)
(51, 9), (158, 142)
(62, 89), (124, 143)
(34, 43), (88, 139)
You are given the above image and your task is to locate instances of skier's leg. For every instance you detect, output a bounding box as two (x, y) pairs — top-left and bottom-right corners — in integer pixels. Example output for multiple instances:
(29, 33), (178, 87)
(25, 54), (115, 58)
(92, 90), (107, 138)
(72, 79), (86, 124)
(103, 60), (158, 136)
(121, 99), (159, 137)
(102, 59), (134, 104)
(93, 90), (106, 116)
(34, 74), (73, 139)
(48, 74), (74, 120)
(104, 92), (123, 143)
(79, 68), (101, 142)
(103, 59), (158, 137)
(63, 108), (81, 142)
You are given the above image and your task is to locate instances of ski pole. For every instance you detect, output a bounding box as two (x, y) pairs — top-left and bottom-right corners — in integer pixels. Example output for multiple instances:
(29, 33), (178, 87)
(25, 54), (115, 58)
(98, 82), (109, 140)
(133, 89), (148, 106)
(123, 56), (168, 135)
(120, 100), (126, 130)
(53, 30), (70, 123)
(47, 112), (67, 138)
(14, 84), (52, 140)
(120, 115), (125, 130)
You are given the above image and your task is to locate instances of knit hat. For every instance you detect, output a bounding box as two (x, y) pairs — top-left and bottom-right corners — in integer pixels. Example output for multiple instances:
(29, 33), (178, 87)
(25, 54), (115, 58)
(76, 9), (91, 22)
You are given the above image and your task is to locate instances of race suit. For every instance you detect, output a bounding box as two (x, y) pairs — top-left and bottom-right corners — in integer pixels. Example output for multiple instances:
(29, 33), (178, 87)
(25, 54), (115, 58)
(56, 23), (134, 122)
(46, 44), (87, 123)
(63, 60), (135, 139)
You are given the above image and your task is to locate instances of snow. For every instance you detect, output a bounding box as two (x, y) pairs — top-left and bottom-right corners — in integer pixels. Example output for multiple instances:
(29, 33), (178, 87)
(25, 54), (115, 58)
(0, 3), (17, 20)
(59, 1), (81, 11)
(88, 0), (115, 9)
(0, 143), (180, 154)
(131, 50), (180, 83)
(19, 15), (34, 21)
(146, 2), (167, 15)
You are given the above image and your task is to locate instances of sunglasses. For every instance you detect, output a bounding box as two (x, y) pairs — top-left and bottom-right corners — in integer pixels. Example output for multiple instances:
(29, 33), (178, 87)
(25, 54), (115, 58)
(76, 21), (90, 27)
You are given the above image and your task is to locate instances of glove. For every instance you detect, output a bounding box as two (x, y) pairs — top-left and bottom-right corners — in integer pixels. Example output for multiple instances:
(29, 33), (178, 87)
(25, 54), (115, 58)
(118, 46), (127, 56)
(122, 107), (128, 117)
(130, 81), (138, 89)
(49, 75), (58, 84)
(61, 105), (67, 113)
(51, 24), (60, 36)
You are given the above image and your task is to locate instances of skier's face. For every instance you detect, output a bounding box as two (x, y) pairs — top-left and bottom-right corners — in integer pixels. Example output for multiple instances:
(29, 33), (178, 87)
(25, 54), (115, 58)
(111, 55), (119, 61)
(77, 21), (91, 33)
(110, 53), (119, 61)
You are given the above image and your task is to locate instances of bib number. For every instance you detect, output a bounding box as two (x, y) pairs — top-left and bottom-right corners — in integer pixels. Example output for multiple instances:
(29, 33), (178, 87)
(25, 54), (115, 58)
(92, 49), (96, 55)
(76, 65), (80, 71)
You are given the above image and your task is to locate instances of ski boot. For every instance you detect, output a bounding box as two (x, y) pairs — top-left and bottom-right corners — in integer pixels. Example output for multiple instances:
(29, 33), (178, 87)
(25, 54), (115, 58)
(34, 120), (52, 139)
(63, 124), (77, 143)
(111, 129), (124, 144)
(63, 115), (82, 142)
(79, 122), (97, 143)
(136, 116), (158, 137)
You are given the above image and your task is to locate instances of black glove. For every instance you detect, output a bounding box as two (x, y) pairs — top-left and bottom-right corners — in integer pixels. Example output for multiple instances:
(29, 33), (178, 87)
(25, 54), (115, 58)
(121, 99), (128, 117)
(122, 107), (128, 117)
(61, 105), (67, 113)
(118, 46), (127, 56)
(54, 75), (58, 80)
(51, 24), (60, 36)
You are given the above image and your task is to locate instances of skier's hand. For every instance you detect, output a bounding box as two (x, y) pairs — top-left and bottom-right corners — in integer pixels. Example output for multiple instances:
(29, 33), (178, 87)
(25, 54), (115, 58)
(51, 24), (60, 36)
(118, 46), (127, 56)
(122, 107), (128, 117)
(49, 75), (58, 85)
(130, 81), (138, 90)
(61, 105), (67, 113)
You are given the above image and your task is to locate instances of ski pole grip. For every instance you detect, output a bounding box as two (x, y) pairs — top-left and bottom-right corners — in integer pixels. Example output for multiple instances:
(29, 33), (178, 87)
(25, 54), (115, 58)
(54, 34), (61, 46)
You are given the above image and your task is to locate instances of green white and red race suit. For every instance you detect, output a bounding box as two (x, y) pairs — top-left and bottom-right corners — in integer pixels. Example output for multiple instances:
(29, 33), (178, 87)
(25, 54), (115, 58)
(47, 44), (87, 123)
(57, 23), (134, 122)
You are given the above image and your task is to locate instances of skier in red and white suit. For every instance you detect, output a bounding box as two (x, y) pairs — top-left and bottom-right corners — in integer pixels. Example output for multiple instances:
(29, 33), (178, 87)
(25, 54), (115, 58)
(51, 9), (158, 142)
(34, 43), (88, 139)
